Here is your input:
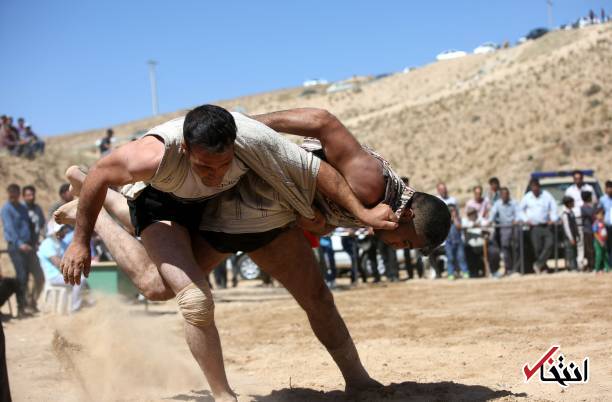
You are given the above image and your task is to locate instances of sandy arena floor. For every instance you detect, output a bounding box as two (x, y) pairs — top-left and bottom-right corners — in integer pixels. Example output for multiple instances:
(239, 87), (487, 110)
(4, 272), (612, 401)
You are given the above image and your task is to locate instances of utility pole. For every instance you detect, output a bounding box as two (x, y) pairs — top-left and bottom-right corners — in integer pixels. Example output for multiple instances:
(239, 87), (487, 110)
(147, 60), (159, 116)
(547, 0), (554, 29)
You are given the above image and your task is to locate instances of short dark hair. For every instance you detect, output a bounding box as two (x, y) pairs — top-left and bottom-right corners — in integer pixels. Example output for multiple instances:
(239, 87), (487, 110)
(573, 170), (583, 178)
(183, 104), (237, 153)
(562, 196), (574, 207)
(529, 178), (540, 187)
(606, 180), (612, 188)
(7, 183), (20, 193)
(58, 183), (70, 196)
(473, 185), (483, 192)
(581, 191), (592, 202)
(411, 192), (451, 255)
(500, 186), (510, 193)
(22, 185), (35, 195)
(489, 177), (500, 186)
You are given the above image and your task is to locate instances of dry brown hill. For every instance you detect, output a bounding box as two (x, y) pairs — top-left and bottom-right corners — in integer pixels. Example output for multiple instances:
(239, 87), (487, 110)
(1, 23), (611, 227)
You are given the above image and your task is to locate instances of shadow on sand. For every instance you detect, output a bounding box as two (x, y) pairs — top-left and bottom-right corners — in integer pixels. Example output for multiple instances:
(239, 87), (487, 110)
(167, 381), (527, 402)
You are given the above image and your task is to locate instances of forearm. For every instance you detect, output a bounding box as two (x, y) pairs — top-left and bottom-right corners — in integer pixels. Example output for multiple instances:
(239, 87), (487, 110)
(73, 168), (111, 245)
(316, 161), (366, 219)
(253, 108), (331, 139)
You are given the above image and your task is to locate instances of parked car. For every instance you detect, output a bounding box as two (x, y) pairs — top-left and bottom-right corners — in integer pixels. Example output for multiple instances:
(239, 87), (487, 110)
(436, 49), (467, 61)
(303, 79), (328, 87)
(234, 228), (406, 280)
(525, 27), (549, 40)
(326, 81), (357, 94)
(473, 42), (498, 54)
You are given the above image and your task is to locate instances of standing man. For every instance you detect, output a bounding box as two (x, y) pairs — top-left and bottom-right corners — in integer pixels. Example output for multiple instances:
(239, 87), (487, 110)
(436, 182), (457, 206)
(598, 180), (612, 267)
(489, 187), (520, 275)
(519, 178), (558, 273)
(1, 184), (37, 316)
(21, 185), (45, 309)
(485, 177), (501, 205)
(465, 185), (490, 219)
(565, 171), (597, 268)
(48, 183), (74, 219)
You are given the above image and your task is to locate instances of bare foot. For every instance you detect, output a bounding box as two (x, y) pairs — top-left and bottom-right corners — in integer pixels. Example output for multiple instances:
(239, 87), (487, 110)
(65, 165), (88, 197)
(54, 199), (79, 225)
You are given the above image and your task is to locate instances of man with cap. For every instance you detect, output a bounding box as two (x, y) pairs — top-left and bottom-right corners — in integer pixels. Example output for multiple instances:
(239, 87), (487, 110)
(38, 220), (89, 312)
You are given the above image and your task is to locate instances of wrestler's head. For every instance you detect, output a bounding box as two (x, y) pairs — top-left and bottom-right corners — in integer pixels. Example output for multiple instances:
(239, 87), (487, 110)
(375, 192), (450, 254)
(183, 104), (237, 186)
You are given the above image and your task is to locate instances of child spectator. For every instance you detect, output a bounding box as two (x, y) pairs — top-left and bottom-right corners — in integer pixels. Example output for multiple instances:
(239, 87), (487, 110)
(581, 191), (595, 270)
(561, 196), (579, 271)
(445, 204), (469, 280)
(593, 208), (610, 273)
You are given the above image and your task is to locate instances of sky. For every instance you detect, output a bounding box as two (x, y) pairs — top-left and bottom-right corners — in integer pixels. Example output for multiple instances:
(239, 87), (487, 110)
(0, 0), (608, 136)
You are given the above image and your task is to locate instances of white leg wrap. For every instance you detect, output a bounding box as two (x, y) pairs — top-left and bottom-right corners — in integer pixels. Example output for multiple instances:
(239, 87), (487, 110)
(175, 281), (215, 327)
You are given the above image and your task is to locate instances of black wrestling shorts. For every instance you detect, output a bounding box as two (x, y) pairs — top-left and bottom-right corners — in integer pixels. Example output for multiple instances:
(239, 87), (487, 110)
(199, 227), (288, 254)
(127, 186), (207, 236)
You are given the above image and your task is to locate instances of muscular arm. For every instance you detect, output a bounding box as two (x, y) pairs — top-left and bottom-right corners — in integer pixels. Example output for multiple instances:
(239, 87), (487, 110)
(317, 160), (397, 230)
(253, 108), (385, 207)
(61, 136), (163, 284)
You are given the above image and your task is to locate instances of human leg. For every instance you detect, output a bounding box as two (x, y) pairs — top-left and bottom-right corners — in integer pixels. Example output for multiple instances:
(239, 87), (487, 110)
(248, 226), (380, 392)
(594, 241), (604, 272)
(141, 222), (234, 400)
(445, 242), (456, 277)
(7, 246), (27, 313)
(25, 251), (44, 310)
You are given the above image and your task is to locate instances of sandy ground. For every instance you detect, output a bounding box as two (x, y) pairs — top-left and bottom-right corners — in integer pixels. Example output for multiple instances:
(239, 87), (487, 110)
(4, 271), (612, 402)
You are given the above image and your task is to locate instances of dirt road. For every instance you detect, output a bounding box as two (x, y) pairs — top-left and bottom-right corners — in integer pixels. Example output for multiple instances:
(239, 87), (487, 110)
(5, 272), (611, 401)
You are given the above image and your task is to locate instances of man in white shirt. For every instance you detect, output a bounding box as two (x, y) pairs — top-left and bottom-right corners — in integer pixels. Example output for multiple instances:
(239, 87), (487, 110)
(436, 182), (457, 206)
(519, 178), (559, 273)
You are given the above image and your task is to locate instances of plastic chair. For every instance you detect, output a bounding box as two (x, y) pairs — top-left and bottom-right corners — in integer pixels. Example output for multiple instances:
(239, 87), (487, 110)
(42, 283), (72, 315)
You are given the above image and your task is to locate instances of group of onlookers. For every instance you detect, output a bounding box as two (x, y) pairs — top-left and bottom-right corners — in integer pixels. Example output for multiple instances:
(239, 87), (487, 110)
(437, 172), (612, 279)
(0, 115), (45, 159)
(1, 183), (93, 318)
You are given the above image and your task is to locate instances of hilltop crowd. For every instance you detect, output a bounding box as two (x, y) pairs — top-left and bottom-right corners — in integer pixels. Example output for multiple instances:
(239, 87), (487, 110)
(0, 115), (45, 159)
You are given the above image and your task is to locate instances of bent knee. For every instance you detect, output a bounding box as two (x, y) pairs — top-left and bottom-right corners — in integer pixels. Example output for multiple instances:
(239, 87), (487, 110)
(176, 281), (215, 327)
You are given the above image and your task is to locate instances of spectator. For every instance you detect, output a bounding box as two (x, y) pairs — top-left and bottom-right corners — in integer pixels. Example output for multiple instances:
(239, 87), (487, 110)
(489, 187), (521, 275)
(465, 185), (490, 219)
(462, 207), (500, 277)
(38, 221), (91, 312)
(23, 125), (45, 155)
(48, 183), (74, 218)
(565, 170), (597, 212)
(319, 235), (337, 288)
(377, 235), (399, 282)
(486, 177), (501, 205)
(560, 196), (579, 272)
(519, 178), (558, 274)
(581, 191), (595, 271)
(340, 228), (365, 285)
(0, 115), (18, 154)
(592, 208), (610, 273)
(445, 204), (469, 280)
(213, 259), (228, 289)
(1, 184), (38, 316)
(99, 128), (114, 156)
(361, 231), (381, 283)
(16, 117), (27, 138)
(401, 176), (423, 279)
(598, 180), (612, 267)
(436, 182), (457, 206)
(22, 185), (46, 247)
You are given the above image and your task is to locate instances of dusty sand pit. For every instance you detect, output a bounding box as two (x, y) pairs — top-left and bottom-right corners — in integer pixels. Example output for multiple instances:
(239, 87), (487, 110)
(5, 272), (611, 401)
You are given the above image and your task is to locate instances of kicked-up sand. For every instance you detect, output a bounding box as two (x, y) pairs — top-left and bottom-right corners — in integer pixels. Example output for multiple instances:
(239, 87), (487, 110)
(4, 271), (612, 401)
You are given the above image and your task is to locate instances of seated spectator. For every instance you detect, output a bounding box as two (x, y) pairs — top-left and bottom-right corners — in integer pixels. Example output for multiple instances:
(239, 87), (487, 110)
(445, 204), (469, 280)
(22, 125), (45, 156)
(37, 221), (90, 312)
(99, 128), (114, 156)
(0, 115), (18, 154)
(561, 196), (579, 271)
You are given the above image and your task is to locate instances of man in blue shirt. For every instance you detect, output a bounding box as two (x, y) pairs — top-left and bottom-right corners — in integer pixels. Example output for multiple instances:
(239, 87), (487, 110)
(519, 178), (559, 273)
(1, 183), (38, 316)
(598, 180), (612, 266)
(490, 187), (521, 275)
